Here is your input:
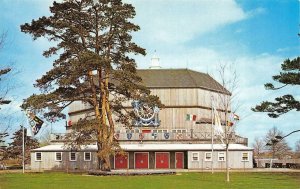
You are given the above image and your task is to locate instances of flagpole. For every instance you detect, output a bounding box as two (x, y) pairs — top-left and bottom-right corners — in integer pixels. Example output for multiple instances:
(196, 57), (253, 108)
(22, 125), (25, 174)
(211, 95), (214, 174)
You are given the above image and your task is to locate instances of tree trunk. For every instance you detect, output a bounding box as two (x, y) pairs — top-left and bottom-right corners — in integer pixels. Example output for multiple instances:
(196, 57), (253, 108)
(99, 70), (111, 171)
(226, 144), (230, 182)
(88, 70), (111, 171)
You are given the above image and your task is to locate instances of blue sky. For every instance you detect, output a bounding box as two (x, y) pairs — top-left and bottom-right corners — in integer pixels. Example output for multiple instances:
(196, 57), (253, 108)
(0, 0), (299, 149)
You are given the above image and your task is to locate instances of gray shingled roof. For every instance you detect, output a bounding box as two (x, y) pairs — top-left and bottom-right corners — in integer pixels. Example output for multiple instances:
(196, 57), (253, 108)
(137, 69), (230, 94)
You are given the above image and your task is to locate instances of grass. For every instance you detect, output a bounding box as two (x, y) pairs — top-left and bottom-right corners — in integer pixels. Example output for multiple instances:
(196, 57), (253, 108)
(0, 172), (299, 189)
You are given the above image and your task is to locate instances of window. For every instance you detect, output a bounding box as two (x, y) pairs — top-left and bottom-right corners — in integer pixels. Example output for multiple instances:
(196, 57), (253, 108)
(84, 152), (91, 161)
(126, 129), (139, 133)
(55, 152), (62, 161)
(171, 129), (187, 133)
(205, 152), (212, 161)
(70, 152), (77, 161)
(35, 152), (42, 161)
(242, 152), (249, 161)
(192, 152), (199, 161)
(134, 129), (140, 133)
(126, 129), (133, 133)
(218, 152), (226, 161)
(153, 129), (168, 133)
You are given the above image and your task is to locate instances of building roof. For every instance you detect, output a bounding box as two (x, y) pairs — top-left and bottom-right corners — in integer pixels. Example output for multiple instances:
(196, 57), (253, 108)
(32, 143), (253, 152)
(137, 69), (230, 94)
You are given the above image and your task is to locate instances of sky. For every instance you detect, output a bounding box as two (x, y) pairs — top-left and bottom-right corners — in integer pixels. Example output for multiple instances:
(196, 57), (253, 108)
(0, 0), (299, 149)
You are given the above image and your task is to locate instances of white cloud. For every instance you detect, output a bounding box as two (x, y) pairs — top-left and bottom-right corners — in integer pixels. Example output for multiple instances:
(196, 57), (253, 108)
(247, 7), (266, 18)
(130, 0), (248, 44)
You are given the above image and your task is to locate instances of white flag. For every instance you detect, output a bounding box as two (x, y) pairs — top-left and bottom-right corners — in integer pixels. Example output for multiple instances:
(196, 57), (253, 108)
(26, 127), (33, 137)
(213, 108), (224, 136)
(213, 107), (225, 144)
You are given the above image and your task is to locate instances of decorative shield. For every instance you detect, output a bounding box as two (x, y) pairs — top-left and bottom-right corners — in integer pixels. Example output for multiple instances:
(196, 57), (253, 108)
(114, 133), (120, 140)
(139, 133), (144, 140)
(152, 133), (158, 139)
(164, 132), (170, 139)
(127, 133), (132, 140)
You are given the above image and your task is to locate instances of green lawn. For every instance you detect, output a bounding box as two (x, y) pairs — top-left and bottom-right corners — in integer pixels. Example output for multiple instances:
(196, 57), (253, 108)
(0, 172), (299, 189)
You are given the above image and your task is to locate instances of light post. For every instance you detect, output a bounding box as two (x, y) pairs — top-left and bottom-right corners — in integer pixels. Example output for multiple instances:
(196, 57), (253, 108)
(266, 129), (300, 146)
(274, 130), (300, 141)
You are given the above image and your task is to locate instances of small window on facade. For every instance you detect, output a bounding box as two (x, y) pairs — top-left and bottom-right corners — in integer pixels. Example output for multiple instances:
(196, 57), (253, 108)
(55, 152), (62, 161)
(134, 129), (140, 133)
(154, 129), (168, 133)
(182, 130), (187, 133)
(218, 152), (225, 161)
(172, 130), (176, 133)
(242, 152), (249, 161)
(205, 152), (212, 161)
(70, 152), (77, 161)
(192, 152), (199, 161)
(84, 152), (91, 161)
(35, 152), (42, 161)
(126, 129), (135, 133)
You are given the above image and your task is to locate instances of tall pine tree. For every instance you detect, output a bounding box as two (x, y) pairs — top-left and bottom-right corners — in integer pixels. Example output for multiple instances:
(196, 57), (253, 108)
(252, 57), (300, 117)
(20, 0), (161, 171)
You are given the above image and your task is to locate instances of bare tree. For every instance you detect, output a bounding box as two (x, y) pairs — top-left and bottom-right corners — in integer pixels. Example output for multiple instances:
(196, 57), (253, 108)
(38, 128), (52, 147)
(265, 127), (291, 159)
(211, 63), (240, 182)
(0, 31), (13, 142)
(294, 139), (300, 158)
(0, 32), (11, 105)
(252, 137), (265, 167)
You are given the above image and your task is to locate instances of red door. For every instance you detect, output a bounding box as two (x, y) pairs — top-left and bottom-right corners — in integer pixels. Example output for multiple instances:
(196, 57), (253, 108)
(175, 152), (184, 169)
(135, 153), (149, 169)
(156, 152), (169, 169)
(115, 153), (128, 169)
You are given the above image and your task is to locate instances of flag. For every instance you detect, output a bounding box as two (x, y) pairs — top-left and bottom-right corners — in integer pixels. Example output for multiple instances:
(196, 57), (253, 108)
(212, 107), (225, 145)
(26, 128), (33, 137)
(186, 114), (197, 121)
(233, 113), (240, 120)
(227, 121), (234, 127)
(213, 108), (223, 135)
(26, 111), (44, 135)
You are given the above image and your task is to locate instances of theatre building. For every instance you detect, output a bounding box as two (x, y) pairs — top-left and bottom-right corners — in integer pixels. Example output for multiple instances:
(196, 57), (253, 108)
(31, 59), (253, 171)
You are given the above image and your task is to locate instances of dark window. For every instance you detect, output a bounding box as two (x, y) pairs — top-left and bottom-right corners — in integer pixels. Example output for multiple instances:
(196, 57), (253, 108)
(70, 152), (76, 161)
(84, 152), (91, 161)
(36, 152), (42, 161)
(55, 152), (62, 161)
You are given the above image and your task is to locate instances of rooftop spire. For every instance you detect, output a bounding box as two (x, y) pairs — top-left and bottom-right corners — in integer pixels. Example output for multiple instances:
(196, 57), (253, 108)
(149, 50), (161, 69)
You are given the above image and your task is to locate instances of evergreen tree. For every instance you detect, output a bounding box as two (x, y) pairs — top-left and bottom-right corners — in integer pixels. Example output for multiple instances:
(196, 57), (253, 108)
(20, 0), (161, 171)
(252, 57), (300, 117)
(6, 127), (39, 164)
(0, 132), (8, 162)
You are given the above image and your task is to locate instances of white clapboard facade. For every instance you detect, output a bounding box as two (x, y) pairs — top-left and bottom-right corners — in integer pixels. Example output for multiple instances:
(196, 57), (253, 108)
(31, 59), (253, 171)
